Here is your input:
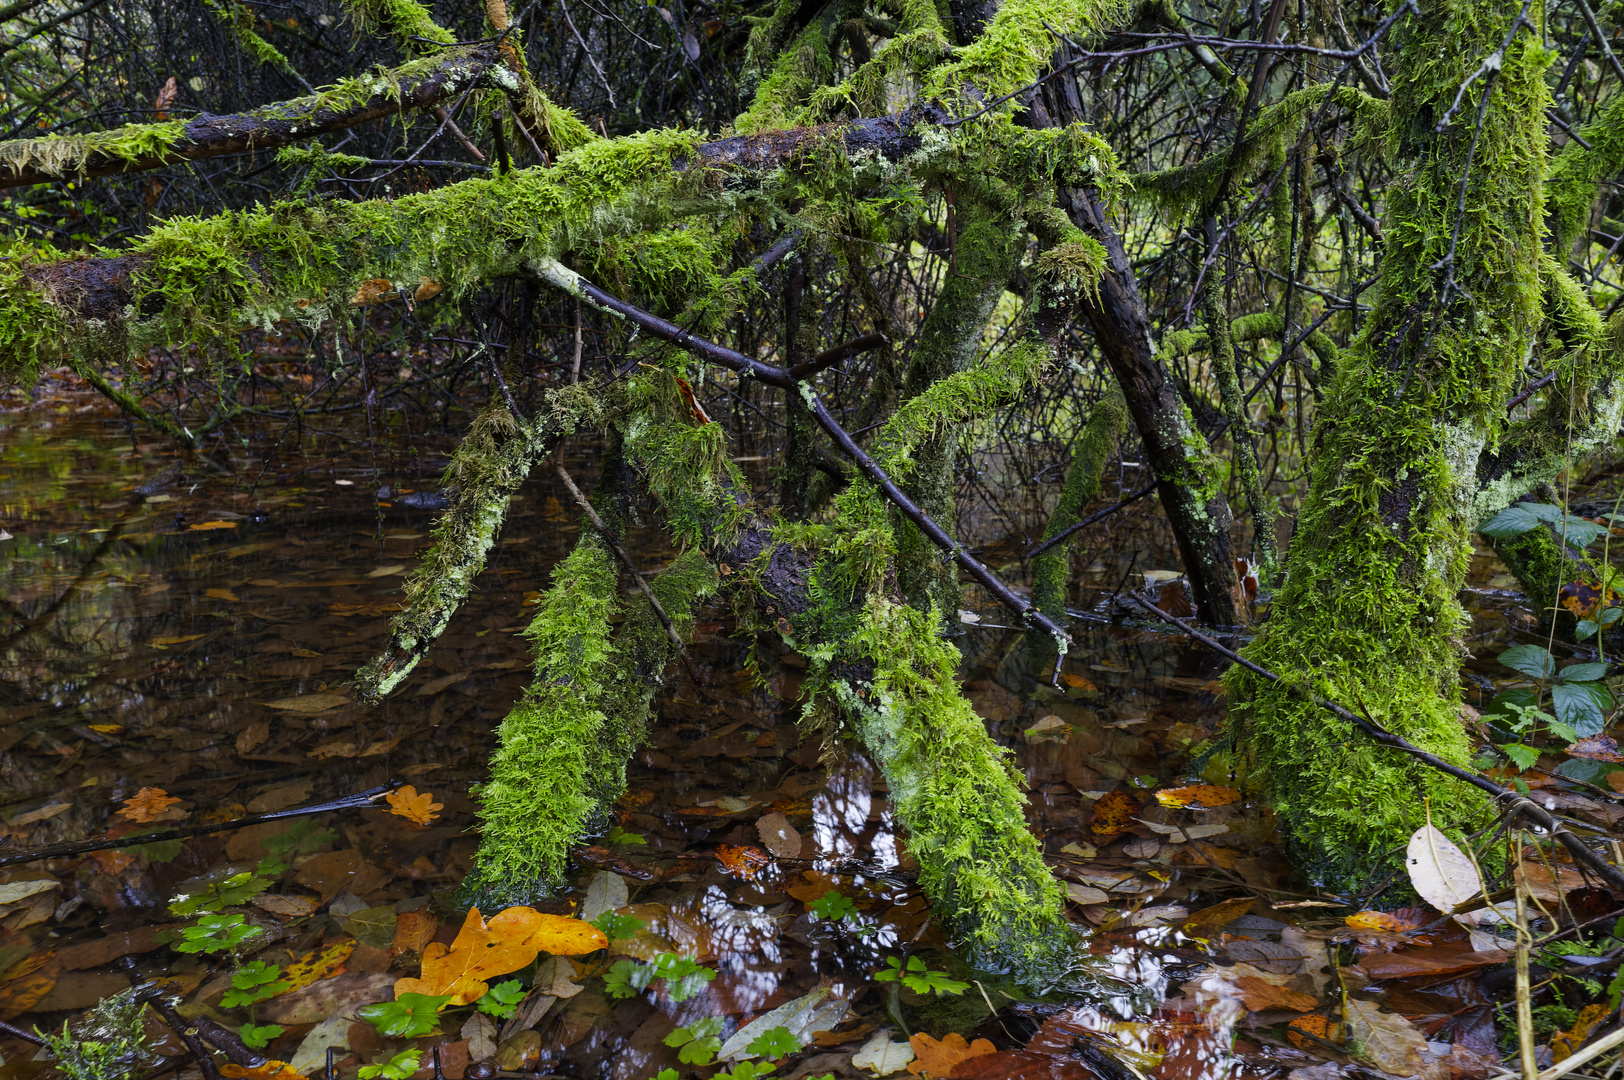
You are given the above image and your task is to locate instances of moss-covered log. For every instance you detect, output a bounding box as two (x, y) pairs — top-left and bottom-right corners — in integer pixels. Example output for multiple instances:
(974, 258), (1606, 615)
(1224, 0), (1549, 882)
(0, 45), (519, 190)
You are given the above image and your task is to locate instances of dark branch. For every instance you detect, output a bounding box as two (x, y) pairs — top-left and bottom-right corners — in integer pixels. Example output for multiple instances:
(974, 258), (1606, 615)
(785, 332), (890, 382)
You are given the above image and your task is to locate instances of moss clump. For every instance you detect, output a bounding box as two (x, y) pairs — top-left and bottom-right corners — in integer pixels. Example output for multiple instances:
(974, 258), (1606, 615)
(465, 533), (621, 904)
(921, 0), (1130, 105)
(736, 22), (834, 133)
(829, 598), (1078, 978)
(343, 0), (457, 49)
(38, 989), (159, 1080)
(0, 120), (187, 179)
(0, 242), (68, 383)
(1546, 91), (1624, 255)
(206, 0), (302, 78)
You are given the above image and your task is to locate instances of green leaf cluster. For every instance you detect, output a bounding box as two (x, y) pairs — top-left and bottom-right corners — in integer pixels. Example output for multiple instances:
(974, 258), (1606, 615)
(169, 871), (272, 916)
(359, 992), (452, 1038)
(663, 1016), (724, 1064)
(219, 961), (288, 1008)
(358, 1049), (422, 1080)
(174, 913), (263, 954)
(603, 952), (715, 1002)
(475, 980), (526, 1019)
(872, 955), (969, 996)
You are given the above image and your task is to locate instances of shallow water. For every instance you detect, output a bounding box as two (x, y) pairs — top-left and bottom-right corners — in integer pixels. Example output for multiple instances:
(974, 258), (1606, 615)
(0, 382), (1582, 1080)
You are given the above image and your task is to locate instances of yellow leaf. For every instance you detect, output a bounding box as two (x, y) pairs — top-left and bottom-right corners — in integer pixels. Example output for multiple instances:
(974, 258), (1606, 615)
(205, 588), (240, 602)
(1344, 910), (1421, 932)
(394, 907), (552, 1006)
(526, 914), (609, 956)
(220, 1061), (303, 1080)
(117, 787), (182, 823)
(278, 941), (353, 994)
(150, 634), (206, 646)
(385, 785), (443, 826)
(187, 520), (238, 531)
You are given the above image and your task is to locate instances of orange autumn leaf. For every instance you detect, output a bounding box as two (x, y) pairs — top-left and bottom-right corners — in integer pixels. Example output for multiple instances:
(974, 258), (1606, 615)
(1233, 976), (1318, 1012)
(1059, 672), (1097, 691)
(220, 1061), (302, 1080)
(394, 906), (553, 1005)
(1089, 790), (1142, 839)
(1552, 1003), (1609, 1062)
(279, 941), (353, 994)
(385, 785), (444, 826)
(1345, 910), (1422, 933)
(525, 913), (609, 956)
(187, 520), (238, 531)
(117, 787), (182, 823)
(1287, 1014), (1339, 1052)
(907, 1031), (996, 1077)
(715, 844), (770, 879)
(1154, 784), (1241, 809)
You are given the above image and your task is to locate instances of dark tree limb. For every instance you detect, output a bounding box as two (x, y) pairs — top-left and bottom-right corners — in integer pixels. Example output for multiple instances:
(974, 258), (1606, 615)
(785, 332), (890, 382)
(1024, 482), (1156, 558)
(0, 44), (506, 190)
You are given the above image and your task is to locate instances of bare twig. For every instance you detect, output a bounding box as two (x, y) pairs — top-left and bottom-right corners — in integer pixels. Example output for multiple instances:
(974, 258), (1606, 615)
(1025, 483), (1156, 558)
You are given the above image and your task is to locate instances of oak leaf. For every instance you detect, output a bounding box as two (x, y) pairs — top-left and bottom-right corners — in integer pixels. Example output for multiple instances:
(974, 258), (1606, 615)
(118, 787), (182, 823)
(385, 785), (443, 826)
(526, 913), (610, 956)
(907, 1032), (995, 1078)
(393, 907), (603, 1006)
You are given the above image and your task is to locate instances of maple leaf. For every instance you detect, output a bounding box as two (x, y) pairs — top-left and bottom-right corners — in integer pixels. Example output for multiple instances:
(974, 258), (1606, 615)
(385, 785), (443, 826)
(907, 1032), (995, 1077)
(118, 787), (182, 823)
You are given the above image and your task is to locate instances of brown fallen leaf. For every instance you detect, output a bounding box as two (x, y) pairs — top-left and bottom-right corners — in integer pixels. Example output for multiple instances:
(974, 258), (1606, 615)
(1287, 1014), (1339, 1052)
(351, 278), (396, 306)
(908, 1031), (996, 1077)
(152, 76), (176, 120)
(1353, 943), (1510, 980)
(117, 787), (182, 823)
(952, 1050), (1097, 1079)
(220, 1061), (302, 1080)
(385, 785), (443, 826)
(755, 811), (803, 859)
(1567, 735), (1624, 762)
(392, 909), (438, 956)
(1233, 975), (1317, 1012)
(258, 693), (350, 714)
(250, 894), (320, 919)
(1344, 999), (1427, 1077)
(204, 587), (240, 602)
(1180, 896), (1254, 938)
(291, 849), (390, 903)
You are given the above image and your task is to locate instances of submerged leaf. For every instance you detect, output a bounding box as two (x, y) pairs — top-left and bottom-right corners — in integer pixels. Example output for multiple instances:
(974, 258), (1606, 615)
(1405, 825), (1482, 914)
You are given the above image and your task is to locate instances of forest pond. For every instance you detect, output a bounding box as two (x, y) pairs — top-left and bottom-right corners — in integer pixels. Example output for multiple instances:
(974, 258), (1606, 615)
(0, 385), (1601, 1080)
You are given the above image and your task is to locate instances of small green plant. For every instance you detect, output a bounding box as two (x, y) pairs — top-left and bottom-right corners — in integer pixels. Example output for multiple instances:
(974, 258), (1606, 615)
(714, 1063), (787, 1080)
(1481, 502), (1610, 549)
(37, 989), (156, 1080)
(745, 1025), (801, 1059)
(663, 1016), (724, 1065)
(358, 1048), (422, 1080)
(872, 955), (970, 996)
(358, 992), (451, 1037)
(476, 979), (526, 1019)
(169, 870), (273, 917)
(219, 961), (288, 1008)
(174, 912), (263, 954)
(1484, 645), (1614, 768)
(606, 826), (646, 846)
(591, 910), (646, 941)
(603, 952), (715, 1002)
(237, 1023), (284, 1050)
(807, 891), (857, 921)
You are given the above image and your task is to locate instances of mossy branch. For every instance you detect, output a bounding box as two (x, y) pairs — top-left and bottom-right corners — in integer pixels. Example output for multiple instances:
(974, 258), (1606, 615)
(354, 391), (605, 703)
(0, 44), (503, 190)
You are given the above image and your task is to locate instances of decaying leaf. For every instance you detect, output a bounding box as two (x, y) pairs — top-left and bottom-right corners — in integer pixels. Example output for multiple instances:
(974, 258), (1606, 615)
(278, 942), (354, 994)
(1286, 1014), (1338, 1052)
(1089, 790), (1142, 839)
(392, 909), (438, 956)
(715, 844), (771, 879)
(384, 785), (443, 826)
(1552, 1003), (1609, 1062)
(117, 788), (182, 823)
(852, 1028), (915, 1076)
(907, 1031), (995, 1077)
(1567, 735), (1624, 762)
(579, 870), (629, 922)
(1405, 824), (1482, 914)
(1344, 999), (1426, 1077)
(351, 278), (396, 305)
(219, 1061), (302, 1080)
(755, 812), (803, 858)
(257, 693), (350, 715)
(717, 987), (847, 1061)
(1179, 896), (1254, 938)
(1154, 784), (1241, 809)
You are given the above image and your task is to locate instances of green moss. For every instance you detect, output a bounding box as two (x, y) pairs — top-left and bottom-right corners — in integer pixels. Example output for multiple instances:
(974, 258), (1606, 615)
(830, 598), (1078, 977)
(464, 533), (621, 903)
(577, 224), (729, 321)
(1225, 0), (1549, 884)
(922, 0), (1130, 106)
(621, 373), (753, 550)
(1162, 310), (1338, 369)
(1547, 91), (1624, 254)
(0, 120), (187, 179)
(207, 0), (300, 74)
(0, 242), (67, 382)
(737, 22), (834, 133)
(344, 0), (456, 49)
(38, 989), (155, 1080)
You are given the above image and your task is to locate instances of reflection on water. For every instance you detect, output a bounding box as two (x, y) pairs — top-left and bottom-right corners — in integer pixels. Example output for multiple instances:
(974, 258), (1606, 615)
(1, 389), (1546, 1079)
